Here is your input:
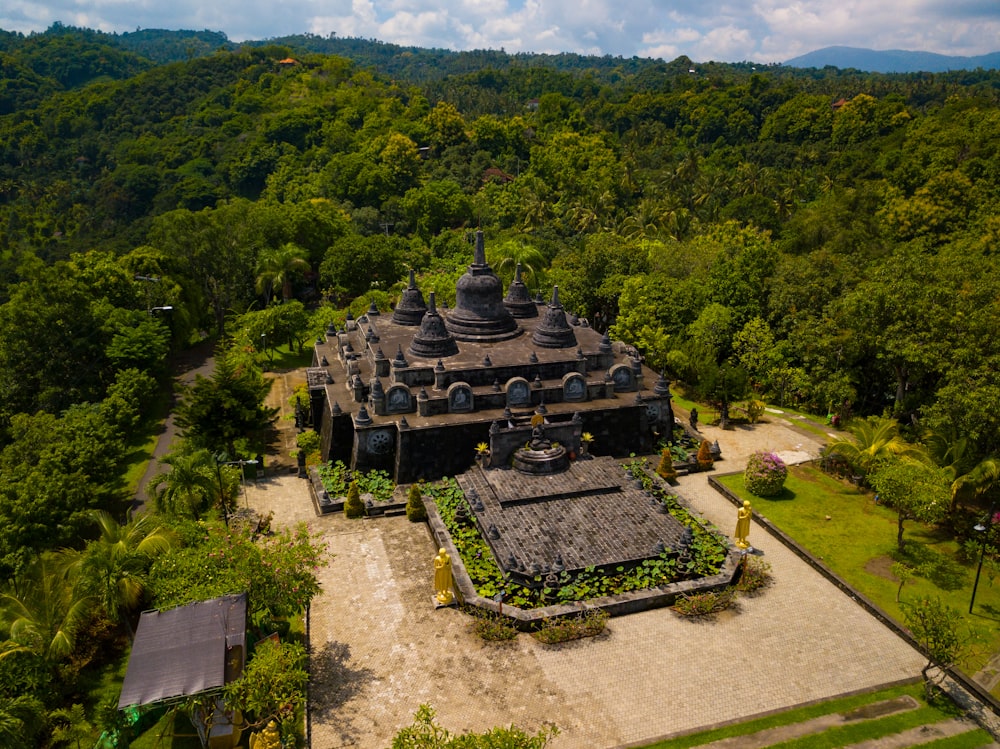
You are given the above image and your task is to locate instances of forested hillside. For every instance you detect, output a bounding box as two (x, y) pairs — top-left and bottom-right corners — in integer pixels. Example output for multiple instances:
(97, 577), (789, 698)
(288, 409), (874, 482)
(3, 24), (1000, 745)
(1, 24), (1000, 548)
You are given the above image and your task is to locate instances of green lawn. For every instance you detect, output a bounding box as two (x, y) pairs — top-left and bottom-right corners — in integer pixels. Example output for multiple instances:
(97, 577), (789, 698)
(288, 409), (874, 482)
(717, 466), (1000, 682)
(264, 342), (314, 372)
(129, 710), (204, 749)
(640, 682), (992, 749)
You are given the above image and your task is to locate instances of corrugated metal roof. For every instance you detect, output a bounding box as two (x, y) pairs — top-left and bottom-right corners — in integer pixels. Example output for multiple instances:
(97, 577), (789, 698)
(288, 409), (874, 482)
(118, 593), (247, 709)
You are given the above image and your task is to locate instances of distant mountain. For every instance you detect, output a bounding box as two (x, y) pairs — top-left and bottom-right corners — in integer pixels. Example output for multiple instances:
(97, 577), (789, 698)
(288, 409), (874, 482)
(783, 46), (1000, 73)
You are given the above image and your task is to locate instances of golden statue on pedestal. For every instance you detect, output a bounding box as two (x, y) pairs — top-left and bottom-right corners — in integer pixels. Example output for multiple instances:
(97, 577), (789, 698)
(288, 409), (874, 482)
(735, 500), (752, 550)
(434, 548), (454, 605)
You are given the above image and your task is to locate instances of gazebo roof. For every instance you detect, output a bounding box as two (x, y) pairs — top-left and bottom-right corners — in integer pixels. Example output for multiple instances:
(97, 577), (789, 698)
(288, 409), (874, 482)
(118, 593), (247, 709)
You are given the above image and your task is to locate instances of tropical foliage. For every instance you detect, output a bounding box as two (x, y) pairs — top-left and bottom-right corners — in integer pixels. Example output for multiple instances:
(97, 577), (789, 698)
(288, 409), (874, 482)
(4, 23), (1000, 745)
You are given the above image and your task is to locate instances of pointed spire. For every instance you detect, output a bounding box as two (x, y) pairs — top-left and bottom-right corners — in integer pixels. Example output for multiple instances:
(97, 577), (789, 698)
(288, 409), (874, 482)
(531, 285), (577, 348)
(393, 268), (427, 325)
(392, 344), (409, 368)
(474, 229), (487, 266)
(503, 260), (538, 318)
(409, 291), (459, 359)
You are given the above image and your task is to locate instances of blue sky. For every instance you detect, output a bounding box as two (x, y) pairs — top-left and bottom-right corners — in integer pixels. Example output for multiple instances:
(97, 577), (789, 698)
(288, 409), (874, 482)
(3, 0), (1000, 64)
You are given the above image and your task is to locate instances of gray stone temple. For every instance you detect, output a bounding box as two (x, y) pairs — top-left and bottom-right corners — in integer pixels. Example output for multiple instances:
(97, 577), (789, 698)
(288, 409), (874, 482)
(307, 230), (676, 483)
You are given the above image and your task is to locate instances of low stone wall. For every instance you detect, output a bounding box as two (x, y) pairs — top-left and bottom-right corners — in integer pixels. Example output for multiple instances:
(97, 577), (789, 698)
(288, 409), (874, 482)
(423, 499), (741, 628)
(708, 467), (1000, 723)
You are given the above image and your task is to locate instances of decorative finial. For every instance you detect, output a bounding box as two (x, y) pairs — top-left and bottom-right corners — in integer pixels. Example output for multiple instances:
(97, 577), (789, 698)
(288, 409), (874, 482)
(474, 229), (486, 265)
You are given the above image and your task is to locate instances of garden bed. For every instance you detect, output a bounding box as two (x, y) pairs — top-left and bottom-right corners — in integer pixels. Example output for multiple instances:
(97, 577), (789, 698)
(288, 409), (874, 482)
(307, 461), (405, 516)
(422, 464), (741, 626)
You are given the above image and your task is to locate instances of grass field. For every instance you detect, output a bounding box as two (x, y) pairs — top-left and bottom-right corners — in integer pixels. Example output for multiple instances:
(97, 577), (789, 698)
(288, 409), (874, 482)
(641, 682), (992, 749)
(717, 465), (1000, 680)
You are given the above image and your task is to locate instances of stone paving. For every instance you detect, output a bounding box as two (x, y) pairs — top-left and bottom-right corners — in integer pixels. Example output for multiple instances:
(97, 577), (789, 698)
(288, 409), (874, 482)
(244, 415), (929, 749)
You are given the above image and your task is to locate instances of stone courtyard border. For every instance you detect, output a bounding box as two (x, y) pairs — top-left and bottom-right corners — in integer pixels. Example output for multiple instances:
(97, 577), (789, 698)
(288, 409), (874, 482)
(708, 467), (1000, 727)
(423, 499), (742, 628)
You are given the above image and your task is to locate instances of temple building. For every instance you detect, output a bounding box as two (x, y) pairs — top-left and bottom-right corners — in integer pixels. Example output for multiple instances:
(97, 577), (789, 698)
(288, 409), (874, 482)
(307, 231), (675, 483)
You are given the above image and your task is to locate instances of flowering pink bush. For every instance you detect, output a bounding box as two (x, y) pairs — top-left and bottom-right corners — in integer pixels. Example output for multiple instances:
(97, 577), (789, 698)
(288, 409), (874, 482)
(744, 451), (788, 497)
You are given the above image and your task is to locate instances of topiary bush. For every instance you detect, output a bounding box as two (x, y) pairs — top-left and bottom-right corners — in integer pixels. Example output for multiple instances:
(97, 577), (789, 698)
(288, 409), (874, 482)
(744, 451), (788, 496)
(405, 482), (427, 522)
(296, 429), (321, 461)
(655, 448), (678, 482)
(344, 480), (365, 518)
(696, 439), (714, 471)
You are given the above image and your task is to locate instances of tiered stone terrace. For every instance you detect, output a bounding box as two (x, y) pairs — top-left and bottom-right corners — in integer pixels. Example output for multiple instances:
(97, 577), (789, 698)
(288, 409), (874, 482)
(456, 457), (688, 587)
(307, 231), (676, 483)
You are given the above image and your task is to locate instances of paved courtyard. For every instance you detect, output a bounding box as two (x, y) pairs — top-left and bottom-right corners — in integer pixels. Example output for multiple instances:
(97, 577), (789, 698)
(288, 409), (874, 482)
(245, 414), (927, 748)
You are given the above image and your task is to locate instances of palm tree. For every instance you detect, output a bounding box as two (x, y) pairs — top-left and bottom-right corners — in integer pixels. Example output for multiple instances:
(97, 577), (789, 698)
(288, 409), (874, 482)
(74, 511), (179, 635)
(950, 457), (1000, 513)
(255, 243), (311, 305)
(147, 448), (218, 518)
(827, 416), (928, 478)
(0, 694), (44, 749)
(0, 553), (92, 664)
(486, 239), (546, 291)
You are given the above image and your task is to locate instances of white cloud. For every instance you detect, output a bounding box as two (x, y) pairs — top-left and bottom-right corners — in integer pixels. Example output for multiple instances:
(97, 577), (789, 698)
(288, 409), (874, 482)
(3, 0), (1000, 62)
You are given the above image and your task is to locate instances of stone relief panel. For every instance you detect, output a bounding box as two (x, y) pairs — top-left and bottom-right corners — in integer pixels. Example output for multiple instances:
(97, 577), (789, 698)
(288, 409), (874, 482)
(505, 377), (531, 407)
(562, 372), (587, 402)
(448, 382), (474, 413)
(609, 363), (635, 392)
(385, 385), (413, 414)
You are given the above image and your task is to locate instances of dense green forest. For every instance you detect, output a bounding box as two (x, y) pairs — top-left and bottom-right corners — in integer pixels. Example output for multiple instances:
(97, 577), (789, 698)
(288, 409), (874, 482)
(1, 23), (1000, 744)
(2, 23), (1000, 515)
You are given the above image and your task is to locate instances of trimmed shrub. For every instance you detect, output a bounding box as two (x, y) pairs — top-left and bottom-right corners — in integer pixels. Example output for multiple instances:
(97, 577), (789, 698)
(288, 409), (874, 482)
(744, 451), (788, 496)
(656, 448), (678, 482)
(405, 483), (427, 522)
(745, 399), (766, 424)
(696, 439), (714, 471)
(344, 480), (365, 519)
(296, 429), (320, 457)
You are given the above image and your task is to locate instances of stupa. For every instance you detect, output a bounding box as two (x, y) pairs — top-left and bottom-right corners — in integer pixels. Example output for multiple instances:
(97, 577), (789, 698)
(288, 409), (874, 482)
(307, 230), (676, 483)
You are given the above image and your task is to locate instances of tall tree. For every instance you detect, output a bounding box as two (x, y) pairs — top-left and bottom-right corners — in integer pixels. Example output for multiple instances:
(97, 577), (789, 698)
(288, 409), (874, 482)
(255, 242), (310, 305)
(174, 351), (277, 457)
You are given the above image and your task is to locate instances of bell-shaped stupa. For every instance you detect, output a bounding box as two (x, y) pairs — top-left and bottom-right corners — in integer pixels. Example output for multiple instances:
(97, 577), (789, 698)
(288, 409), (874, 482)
(392, 269), (427, 326)
(444, 230), (521, 343)
(531, 286), (578, 349)
(502, 263), (539, 318)
(409, 292), (459, 358)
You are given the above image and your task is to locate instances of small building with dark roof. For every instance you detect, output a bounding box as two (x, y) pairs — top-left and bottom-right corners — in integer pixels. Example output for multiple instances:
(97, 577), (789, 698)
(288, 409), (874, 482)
(118, 593), (248, 749)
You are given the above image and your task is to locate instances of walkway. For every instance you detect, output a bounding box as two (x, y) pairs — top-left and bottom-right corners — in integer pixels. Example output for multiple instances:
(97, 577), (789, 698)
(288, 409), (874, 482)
(244, 415), (930, 749)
